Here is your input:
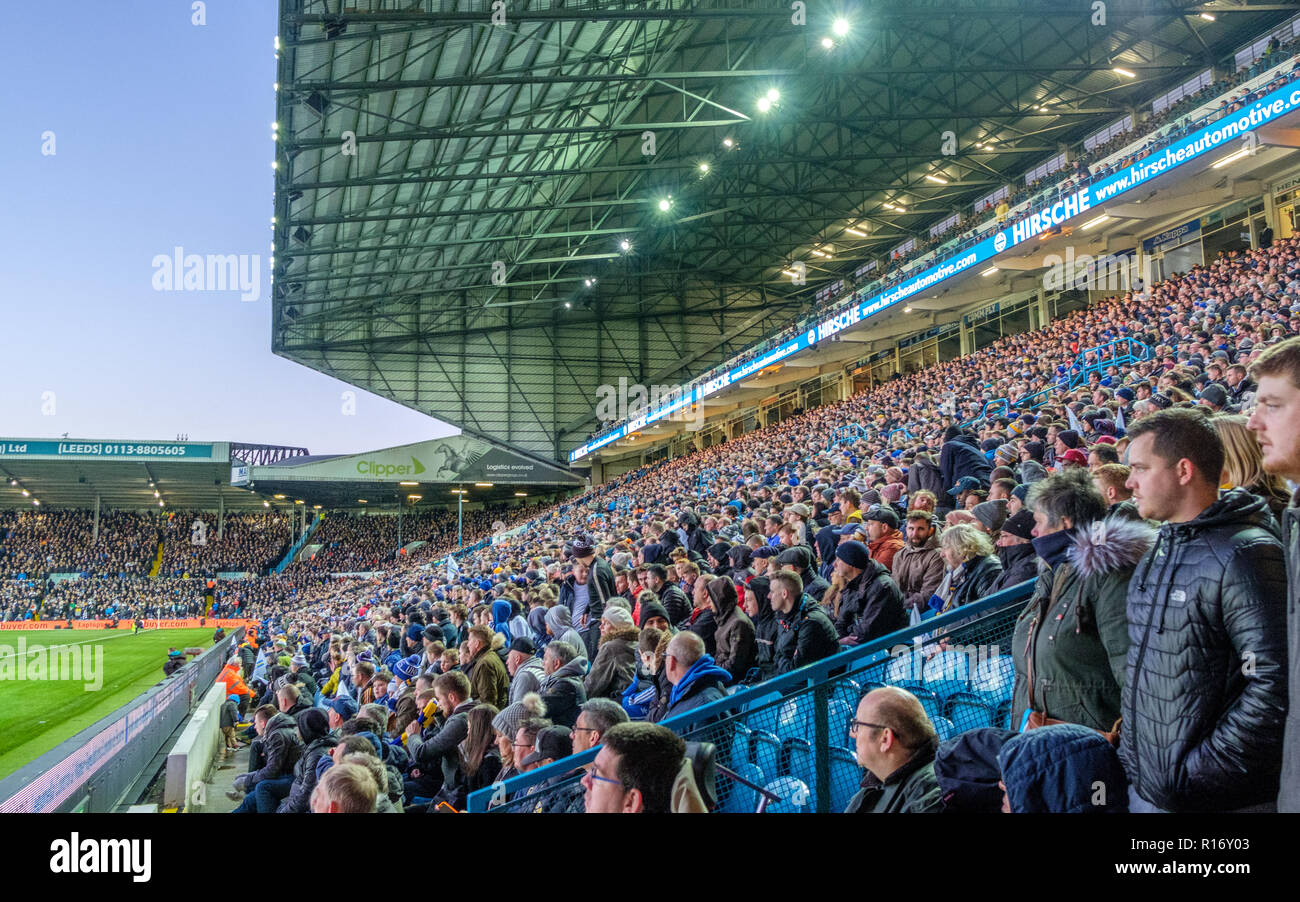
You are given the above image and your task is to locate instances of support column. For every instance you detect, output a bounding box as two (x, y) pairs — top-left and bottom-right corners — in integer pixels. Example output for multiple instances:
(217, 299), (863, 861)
(93, 494), (100, 542)
(959, 317), (973, 356)
(1035, 287), (1050, 331)
(217, 493), (225, 540)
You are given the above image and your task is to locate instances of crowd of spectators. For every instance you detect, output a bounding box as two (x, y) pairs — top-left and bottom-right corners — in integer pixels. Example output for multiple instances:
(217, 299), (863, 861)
(158, 512), (290, 577)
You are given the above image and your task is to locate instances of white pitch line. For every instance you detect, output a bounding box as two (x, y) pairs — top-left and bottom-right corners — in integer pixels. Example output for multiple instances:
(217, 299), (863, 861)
(0, 628), (159, 661)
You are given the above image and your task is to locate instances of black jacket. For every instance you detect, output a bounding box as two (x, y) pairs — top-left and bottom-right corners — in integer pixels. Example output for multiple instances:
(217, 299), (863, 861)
(771, 596), (840, 676)
(988, 544), (1038, 594)
(408, 699), (476, 791)
(938, 433), (991, 494)
(538, 656), (588, 728)
(948, 554), (1003, 608)
(246, 712), (303, 788)
(845, 741), (944, 813)
(658, 583), (693, 627)
(907, 454), (946, 500)
(833, 560), (908, 643)
(1120, 489), (1287, 812)
(279, 733), (338, 813)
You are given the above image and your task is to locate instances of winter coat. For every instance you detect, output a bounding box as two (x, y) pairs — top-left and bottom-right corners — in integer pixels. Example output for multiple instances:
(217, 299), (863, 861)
(1011, 517), (1154, 732)
(278, 732), (338, 814)
(891, 535), (945, 613)
(1120, 489), (1287, 812)
(464, 645), (511, 710)
(988, 543), (1039, 594)
(658, 583), (693, 627)
(508, 656), (546, 705)
(584, 625), (639, 699)
(543, 605), (587, 658)
(407, 699), (476, 791)
(833, 560), (908, 643)
(946, 554), (1003, 608)
(747, 576), (777, 676)
(998, 723), (1128, 813)
(771, 595), (839, 677)
(246, 712), (302, 788)
(844, 741), (944, 813)
(539, 656), (589, 728)
(659, 654), (730, 723)
(710, 586), (757, 683)
(867, 531), (905, 571)
(939, 433), (992, 494)
(907, 454), (946, 500)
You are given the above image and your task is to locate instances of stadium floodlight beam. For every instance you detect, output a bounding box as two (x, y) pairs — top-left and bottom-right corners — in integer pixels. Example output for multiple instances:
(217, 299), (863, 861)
(658, 197), (673, 212)
(620, 239), (631, 252)
(699, 162), (709, 173)
(1113, 67), (1136, 78)
(757, 96), (772, 113)
(833, 18), (850, 35)
(821, 36), (834, 49)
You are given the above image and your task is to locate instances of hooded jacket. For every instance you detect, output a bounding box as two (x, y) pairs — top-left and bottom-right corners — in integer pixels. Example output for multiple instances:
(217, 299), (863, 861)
(907, 454), (946, 500)
(584, 624), (640, 699)
(709, 582), (757, 683)
(939, 433), (992, 494)
(891, 533), (945, 613)
(833, 560), (908, 644)
(277, 710), (338, 813)
(844, 740), (944, 813)
(490, 600), (515, 641)
(543, 605), (587, 657)
(1120, 489), (1287, 812)
(508, 655), (546, 705)
(539, 655), (589, 728)
(660, 653), (730, 722)
(1011, 516), (1154, 732)
(998, 723), (1128, 813)
(679, 512), (714, 559)
(246, 711), (303, 789)
(408, 699), (476, 791)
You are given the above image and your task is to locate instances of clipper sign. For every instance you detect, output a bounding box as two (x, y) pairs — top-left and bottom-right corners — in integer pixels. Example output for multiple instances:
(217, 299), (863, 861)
(570, 80), (1300, 462)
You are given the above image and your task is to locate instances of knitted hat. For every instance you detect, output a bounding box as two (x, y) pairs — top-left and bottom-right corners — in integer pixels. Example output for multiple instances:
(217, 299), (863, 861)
(972, 499), (1008, 533)
(492, 695), (545, 739)
(834, 540), (872, 571)
(602, 606), (634, 627)
(1056, 430), (1081, 449)
(1001, 509), (1035, 541)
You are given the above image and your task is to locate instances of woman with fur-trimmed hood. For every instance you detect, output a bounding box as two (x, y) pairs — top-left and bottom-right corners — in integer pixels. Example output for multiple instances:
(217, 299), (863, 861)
(1011, 469), (1155, 735)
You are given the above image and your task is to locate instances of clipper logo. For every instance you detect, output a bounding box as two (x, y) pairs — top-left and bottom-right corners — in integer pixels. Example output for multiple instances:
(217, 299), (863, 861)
(993, 231), (1007, 253)
(50, 833), (152, 883)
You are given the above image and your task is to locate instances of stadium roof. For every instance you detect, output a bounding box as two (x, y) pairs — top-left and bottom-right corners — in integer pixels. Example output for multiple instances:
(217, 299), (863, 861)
(272, 0), (1295, 461)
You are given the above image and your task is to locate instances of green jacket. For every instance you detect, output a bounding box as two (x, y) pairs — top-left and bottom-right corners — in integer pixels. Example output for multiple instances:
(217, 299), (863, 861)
(1011, 516), (1155, 732)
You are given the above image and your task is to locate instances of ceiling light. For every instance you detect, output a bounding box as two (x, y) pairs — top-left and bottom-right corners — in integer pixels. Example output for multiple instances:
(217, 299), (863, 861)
(274, 493), (286, 499)
(357, 499), (367, 503)
(766, 89), (780, 102)
(564, 301), (572, 309)
(1080, 214), (1110, 230)
(811, 248), (830, 258)
(620, 239), (631, 252)
(475, 482), (494, 487)
(722, 138), (734, 148)
(263, 501), (270, 507)
(154, 491), (160, 498)
(698, 162), (709, 173)
(295, 499), (304, 504)
(399, 481), (419, 486)
(1212, 147), (1251, 169)
(982, 266), (998, 277)
(903, 307), (913, 313)
(1200, 12), (1215, 20)
(313, 504), (322, 510)
(925, 174), (948, 184)
(658, 197), (672, 212)
(845, 227), (867, 237)
(781, 269), (798, 278)
(1113, 67), (1136, 78)
(757, 96), (772, 113)
(832, 18), (850, 36)
(33, 499), (40, 506)
(514, 492), (527, 497)
(821, 36), (834, 49)
(21, 489), (29, 497)
(407, 494), (422, 501)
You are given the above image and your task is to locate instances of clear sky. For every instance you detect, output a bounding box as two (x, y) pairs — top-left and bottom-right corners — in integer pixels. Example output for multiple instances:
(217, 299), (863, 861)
(0, 3), (456, 455)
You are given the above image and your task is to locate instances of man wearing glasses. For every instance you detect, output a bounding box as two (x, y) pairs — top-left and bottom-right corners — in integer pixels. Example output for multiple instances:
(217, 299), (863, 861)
(581, 722), (686, 814)
(845, 686), (944, 813)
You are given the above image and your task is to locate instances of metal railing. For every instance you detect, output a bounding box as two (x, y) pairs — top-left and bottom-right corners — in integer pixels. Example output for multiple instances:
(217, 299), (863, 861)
(467, 580), (1032, 812)
(0, 628), (241, 812)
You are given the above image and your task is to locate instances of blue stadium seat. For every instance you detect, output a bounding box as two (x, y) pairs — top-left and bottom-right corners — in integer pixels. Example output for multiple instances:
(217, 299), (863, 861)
(745, 691), (784, 733)
(850, 659), (889, 684)
(783, 737), (811, 783)
(922, 649), (970, 700)
(750, 729), (781, 780)
(932, 715), (956, 741)
(730, 722), (753, 771)
(775, 697), (809, 742)
(827, 699), (854, 748)
(830, 677), (861, 709)
(764, 777), (813, 813)
(898, 686), (943, 724)
(828, 746), (861, 813)
(970, 654), (1015, 704)
(721, 763), (764, 813)
(945, 692), (996, 731)
(885, 654), (919, 685)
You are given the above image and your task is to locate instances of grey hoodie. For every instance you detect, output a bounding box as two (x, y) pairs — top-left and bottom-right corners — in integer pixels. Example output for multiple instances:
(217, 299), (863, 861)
(509, 655), (547, 705)
(544, 604), (586, 655)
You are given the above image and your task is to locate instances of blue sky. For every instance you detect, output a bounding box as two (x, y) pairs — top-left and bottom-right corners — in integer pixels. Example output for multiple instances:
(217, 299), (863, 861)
(0, 2), (456, 455)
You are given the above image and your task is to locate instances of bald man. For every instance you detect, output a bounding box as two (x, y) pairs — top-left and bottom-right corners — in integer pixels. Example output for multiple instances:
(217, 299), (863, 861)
(845, 687), (944, 813)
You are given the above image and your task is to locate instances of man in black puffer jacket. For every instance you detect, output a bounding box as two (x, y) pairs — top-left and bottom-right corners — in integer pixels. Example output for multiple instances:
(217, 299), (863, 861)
(278, 708), (338, 813)
(829, 541), (908, 645)
(1122, 410), (1287, 813)
(938, 427), (992, 496)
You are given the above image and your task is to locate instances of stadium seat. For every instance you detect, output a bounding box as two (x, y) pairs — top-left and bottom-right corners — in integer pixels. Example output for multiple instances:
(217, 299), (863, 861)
(745, 691), (784, 733)
(828, 746), (861, 813)
(750, 729), (782, 780)
(763, 777), (813, 813)
(922, 649), (970, 700)
(898, 686), (943, 724)
(944, 692), (997, 731)
(970, 654), (1015, 703)
(730, 722), (753, 771)
(827, 699), (854, 748)
(783, 737), (811, 783)
(996, 699), (1015, 731)
(830, 677), (862, 709)
(775, 696), (809, 742)
(721, 763), (765, 813)
(932, 715), (956, 742)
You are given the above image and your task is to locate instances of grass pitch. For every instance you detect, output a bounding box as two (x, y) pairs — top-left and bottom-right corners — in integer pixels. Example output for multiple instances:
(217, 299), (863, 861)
(0, 628), (218, 780)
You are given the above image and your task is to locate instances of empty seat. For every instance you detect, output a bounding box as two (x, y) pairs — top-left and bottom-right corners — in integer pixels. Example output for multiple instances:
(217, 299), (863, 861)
(775, 697), (809, 742)
(945, 692), (996, 731)
(923, 649), (971, 700)
(827, 699), (855, 748)
(828, 746), (861, 813)
(932, 715), (956, 742)
(750, 729), (781, 780)
(970, 654), (1015, 703)
(783, 737), (812, 785)
(745, 692), (784, 734)
(730, 722), (753, 771)
(898, 686), (943, 724)
(763, 777), (813, 813)
(830, 677), (862, 709)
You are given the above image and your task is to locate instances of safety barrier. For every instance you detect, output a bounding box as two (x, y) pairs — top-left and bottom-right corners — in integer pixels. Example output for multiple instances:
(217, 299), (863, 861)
(467, 580), (1033, 812)
(272, 512), (321, 574)
(0, 618), (256, 631)
(0, 628), (242, 812)
(163, 680), (227, 811)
